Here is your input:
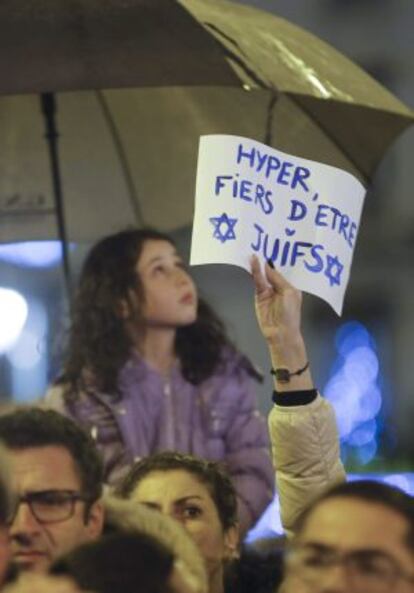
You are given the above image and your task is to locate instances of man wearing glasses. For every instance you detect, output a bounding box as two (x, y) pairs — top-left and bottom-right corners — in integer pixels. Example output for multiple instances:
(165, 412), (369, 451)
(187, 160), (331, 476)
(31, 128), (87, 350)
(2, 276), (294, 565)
(0, 446), (12, 586)
(0, 408), (105, 572)
(281, 480), (414, 593)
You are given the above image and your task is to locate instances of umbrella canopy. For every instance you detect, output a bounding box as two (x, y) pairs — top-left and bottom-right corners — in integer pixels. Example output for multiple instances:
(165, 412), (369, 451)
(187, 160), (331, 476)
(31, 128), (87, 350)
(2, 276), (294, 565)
(0, 0), (413, 243)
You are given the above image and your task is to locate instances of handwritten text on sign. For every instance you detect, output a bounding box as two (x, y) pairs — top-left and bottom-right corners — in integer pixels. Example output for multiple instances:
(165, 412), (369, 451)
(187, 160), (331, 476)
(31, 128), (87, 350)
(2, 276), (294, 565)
(190, 135), (366, 315)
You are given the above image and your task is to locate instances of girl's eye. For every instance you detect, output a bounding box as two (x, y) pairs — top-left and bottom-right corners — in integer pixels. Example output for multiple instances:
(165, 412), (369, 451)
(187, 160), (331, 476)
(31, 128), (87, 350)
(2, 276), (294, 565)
(152, 265), (165, 275)
(182, 506), (202, 519)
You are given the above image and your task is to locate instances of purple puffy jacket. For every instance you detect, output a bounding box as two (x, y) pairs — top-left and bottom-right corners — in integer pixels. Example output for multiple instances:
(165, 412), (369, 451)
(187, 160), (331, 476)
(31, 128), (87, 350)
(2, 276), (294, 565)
(44, 350), (274, 534)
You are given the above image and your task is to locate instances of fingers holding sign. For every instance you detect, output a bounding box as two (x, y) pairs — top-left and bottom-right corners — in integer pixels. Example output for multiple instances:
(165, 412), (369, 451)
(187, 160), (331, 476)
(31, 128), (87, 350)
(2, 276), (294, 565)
(250, 256), (313, 392)
(250, 255), (302, 345)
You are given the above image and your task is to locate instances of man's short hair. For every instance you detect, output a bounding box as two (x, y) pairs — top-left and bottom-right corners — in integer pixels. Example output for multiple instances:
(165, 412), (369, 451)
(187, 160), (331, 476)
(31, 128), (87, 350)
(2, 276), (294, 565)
(0, 446), (12, 526)
(116, 451), (238, 531)
(296, 479), (414, 550)
(0, 407), (103, 505)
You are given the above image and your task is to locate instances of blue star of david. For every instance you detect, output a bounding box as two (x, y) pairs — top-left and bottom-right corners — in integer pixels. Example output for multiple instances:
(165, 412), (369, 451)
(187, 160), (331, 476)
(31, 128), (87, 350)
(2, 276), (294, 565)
(209, 213), (237, 244)
(325, 254), (344, 287)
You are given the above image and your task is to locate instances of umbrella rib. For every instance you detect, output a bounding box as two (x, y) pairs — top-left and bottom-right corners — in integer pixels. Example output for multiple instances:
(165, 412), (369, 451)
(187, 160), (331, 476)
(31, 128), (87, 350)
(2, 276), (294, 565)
(95, 91), (146, 227)
(287, 92), (369, 185)
(204, 22), (271, 90)
(264, 93), (278, 146)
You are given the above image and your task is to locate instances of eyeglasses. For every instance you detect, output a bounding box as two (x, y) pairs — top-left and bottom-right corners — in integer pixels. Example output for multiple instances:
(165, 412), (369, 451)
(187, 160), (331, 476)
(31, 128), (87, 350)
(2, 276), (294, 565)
(7, 489), (90, 525)
(288, 544), (414, 593)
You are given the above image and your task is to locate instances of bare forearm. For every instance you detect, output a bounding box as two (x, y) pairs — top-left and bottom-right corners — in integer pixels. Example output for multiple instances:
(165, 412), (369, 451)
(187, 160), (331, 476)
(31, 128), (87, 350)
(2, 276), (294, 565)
(267, 331), (314, 393)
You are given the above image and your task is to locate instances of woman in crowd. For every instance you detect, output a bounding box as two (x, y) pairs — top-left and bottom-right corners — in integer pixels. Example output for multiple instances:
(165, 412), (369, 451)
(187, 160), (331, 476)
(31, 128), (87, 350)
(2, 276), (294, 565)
(115, 450), (284, 593)
(114, 256), (345, 593)
(45, 228), (274, 534)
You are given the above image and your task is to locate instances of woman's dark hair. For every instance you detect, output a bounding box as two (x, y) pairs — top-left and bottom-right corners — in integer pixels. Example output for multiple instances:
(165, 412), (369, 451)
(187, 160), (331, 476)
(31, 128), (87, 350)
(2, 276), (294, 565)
(61, 228), (233, 398)
(225, 539), (286, 593)
(50, 532), (175, 593)
(116, 451), (239, 532)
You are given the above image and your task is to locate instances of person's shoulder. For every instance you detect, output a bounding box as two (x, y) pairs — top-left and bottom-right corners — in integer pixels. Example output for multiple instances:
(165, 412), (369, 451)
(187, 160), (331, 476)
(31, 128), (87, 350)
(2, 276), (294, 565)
(43, 382), (67, 406)
(43, 377), (88, 411)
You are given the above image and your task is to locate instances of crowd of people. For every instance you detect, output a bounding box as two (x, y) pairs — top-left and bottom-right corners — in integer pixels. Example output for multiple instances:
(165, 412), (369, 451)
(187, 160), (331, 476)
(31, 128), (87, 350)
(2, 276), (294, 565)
(0, 228), (412, 592)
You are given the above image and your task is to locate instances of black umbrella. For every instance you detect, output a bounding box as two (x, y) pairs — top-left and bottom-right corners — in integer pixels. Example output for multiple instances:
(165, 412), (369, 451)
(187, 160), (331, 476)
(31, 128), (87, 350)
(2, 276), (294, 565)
(0, 0), (412, 289)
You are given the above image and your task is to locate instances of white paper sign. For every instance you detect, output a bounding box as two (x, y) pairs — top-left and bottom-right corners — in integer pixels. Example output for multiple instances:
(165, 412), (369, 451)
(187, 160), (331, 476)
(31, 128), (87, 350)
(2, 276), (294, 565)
(190, 135), (366, 315)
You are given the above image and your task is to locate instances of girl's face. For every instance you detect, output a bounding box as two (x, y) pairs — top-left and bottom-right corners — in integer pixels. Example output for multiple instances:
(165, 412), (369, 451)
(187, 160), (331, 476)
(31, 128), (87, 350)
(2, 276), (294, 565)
(131, 469), (238, 577)
(135, 240), (198, 329)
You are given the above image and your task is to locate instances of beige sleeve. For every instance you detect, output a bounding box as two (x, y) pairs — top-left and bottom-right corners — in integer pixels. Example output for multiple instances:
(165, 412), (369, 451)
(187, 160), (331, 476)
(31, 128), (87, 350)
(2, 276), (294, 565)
(268, 393), (346, 537)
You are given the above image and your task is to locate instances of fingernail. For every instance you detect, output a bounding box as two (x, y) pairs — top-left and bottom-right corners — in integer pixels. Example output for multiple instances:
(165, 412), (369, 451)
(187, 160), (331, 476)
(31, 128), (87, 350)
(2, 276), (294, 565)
(267, 258), (275, 269)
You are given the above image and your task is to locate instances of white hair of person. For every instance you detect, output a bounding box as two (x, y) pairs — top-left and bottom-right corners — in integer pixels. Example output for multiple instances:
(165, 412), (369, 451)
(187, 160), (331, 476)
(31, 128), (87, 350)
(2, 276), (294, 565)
(103, 494), (208, 593)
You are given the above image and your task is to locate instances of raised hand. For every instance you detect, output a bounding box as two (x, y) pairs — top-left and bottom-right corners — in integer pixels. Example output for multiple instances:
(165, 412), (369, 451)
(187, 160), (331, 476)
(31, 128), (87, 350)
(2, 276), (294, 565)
(250, 256), (313, 392)
(250, 255), (302, 346)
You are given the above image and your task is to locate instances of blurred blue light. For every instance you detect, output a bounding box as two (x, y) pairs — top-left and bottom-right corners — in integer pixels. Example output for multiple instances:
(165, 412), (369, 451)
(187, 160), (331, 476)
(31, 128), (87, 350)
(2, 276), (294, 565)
(8, 298), (48, 401)
(325, 321), (383, 465)
(357, 385), (382, 422)
(382, 474), (412, 493)
(343, 346), (379, 384)
(0, 241), (69, 268)
(335, 321), (375, 357)
(349, 474), (414, 495)
(245, 491), (283, 542)
(355, 440), (378, 465)
(348, 420), (378, 447)
(0, 288), (28, 353)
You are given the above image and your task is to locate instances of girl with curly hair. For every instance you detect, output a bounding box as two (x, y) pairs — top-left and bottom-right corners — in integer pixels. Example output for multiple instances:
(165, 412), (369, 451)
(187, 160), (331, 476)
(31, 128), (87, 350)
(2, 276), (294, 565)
(45, 228), (274, 534)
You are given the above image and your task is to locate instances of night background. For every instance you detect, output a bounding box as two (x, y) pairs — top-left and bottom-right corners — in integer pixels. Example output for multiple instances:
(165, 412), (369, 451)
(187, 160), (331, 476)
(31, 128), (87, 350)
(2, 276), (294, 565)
(0, 0), (413, 534)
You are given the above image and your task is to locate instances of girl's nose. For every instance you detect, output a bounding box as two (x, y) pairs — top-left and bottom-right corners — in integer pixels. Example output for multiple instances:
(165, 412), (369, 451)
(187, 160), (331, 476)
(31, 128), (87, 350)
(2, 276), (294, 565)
(175, 268), (191, 285)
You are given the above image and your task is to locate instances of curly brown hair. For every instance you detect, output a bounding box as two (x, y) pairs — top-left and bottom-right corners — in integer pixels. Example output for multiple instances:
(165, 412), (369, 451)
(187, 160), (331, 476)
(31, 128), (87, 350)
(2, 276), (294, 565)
(59, 228), (234, 399)
(115, 451), (238, 532)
